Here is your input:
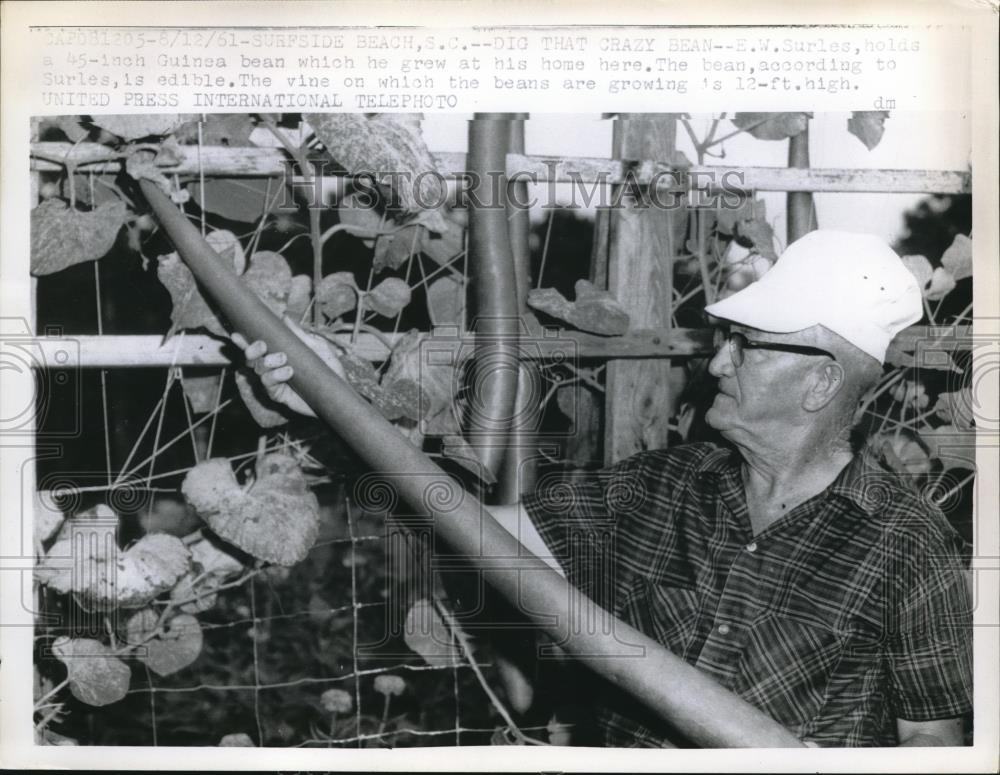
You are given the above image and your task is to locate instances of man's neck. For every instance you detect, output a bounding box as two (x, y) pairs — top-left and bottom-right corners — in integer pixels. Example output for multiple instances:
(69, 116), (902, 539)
(736, 431), (855, 535)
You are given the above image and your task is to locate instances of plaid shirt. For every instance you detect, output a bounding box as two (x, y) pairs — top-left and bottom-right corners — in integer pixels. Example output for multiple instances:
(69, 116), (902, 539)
(522, 442), (973, 747)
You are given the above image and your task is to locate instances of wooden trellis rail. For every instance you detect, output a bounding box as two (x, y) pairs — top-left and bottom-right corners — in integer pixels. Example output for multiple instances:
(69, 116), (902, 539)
(31, 141), (971, 194)
(36, 325), (970, 368)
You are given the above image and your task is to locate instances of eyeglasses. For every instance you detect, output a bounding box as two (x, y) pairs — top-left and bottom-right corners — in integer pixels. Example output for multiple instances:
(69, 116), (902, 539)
(714, 330), (837, 368)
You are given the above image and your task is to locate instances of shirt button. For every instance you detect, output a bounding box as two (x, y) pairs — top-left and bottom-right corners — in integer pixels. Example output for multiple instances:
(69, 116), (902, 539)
(746, 542), (758, 553)
(717, 623), (731, 636)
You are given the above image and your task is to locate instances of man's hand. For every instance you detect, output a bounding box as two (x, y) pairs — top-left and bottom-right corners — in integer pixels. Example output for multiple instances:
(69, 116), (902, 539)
(231, 317), (346, 419)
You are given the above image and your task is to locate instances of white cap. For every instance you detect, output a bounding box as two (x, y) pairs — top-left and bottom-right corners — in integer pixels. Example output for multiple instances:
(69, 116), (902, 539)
(704, 230), (922, 364)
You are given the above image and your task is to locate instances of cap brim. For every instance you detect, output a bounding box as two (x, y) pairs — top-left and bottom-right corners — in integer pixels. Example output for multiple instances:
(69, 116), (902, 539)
(704, 281), (818, 333)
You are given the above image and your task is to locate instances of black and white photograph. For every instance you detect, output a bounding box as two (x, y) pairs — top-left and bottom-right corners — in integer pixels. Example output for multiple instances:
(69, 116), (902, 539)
(1, 3), (998, 772)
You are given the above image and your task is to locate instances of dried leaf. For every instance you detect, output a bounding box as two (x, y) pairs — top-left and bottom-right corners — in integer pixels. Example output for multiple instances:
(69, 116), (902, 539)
(181, 454), (320, 566)
(127, 609), (203, 676)
(731, 112), (812, 141)
(316, 272), (358, 320)
(404, 598), (461, 666)
(31, 199), (127, 276)
(847, 111), (890, 150)
(306, 114), (448, 232)
(527, 282), (630, 336)
(52, 637), (130, 707)
(941, 234), (972, 281)
(91, 114), (195, 141)
(234, 368), (291, 427)
(367, 277), (412, 317)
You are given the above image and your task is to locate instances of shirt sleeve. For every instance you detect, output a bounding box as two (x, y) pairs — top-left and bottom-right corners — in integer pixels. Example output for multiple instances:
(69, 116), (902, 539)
(521, 454), (650, 600)
(886, 529), (974, 721)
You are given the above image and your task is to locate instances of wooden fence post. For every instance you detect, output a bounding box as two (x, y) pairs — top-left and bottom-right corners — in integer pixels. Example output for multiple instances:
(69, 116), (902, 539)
(603, 114), (686, 464)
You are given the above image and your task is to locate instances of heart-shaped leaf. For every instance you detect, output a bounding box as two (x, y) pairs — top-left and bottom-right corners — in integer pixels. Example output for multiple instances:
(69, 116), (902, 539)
(426, 275), (465, 325)
(306, 114), (448, 233)
(527, 281), (630, 336)
(373, 225), (422, 272)
(367, 277), (412, 318)
(52, 637), (130, 707)
(847, 111), (890, 150)
(31, 199), (127, 276)
(731, 112), (811, 141)
(127, 609), (203, 676)
(181, 454), (319, 566)
(316, 272), (358, 320)
(382, 330), (460, 434)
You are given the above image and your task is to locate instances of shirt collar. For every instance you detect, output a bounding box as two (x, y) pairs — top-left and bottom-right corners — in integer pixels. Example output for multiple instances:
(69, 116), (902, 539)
(695, 441), (886, 517)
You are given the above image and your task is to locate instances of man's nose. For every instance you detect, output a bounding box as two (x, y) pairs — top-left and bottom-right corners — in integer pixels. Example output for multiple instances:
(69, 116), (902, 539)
(708, 344), (734, 378)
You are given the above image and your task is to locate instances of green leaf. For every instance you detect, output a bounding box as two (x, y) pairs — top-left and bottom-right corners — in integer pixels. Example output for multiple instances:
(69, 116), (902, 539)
(190, 178), (273, 224)
(306, 113), (448, 232)
(847, 111), (890, 150)
(527, 281), (630, 335)
(52, 637), (131, 707)
(921, 425), (976, 471)
(128, 610), (204, 677)
(31, 199), (127, 276)
(731, 112), (811, 141)
(941, 234), (972, 281)
(426, 275), (465, 326)
(181, 454), (320, 566)
(403, 598), (461, 667)
(367, 277), (412, 317)
(315, 272), (358, 320)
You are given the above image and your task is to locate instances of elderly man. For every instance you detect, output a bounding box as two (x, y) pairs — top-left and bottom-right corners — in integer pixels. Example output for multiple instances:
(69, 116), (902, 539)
(234, 230), (972, 747)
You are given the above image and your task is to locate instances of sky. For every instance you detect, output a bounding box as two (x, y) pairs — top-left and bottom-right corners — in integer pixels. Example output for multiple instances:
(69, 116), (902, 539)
(420, 112), (971, 247)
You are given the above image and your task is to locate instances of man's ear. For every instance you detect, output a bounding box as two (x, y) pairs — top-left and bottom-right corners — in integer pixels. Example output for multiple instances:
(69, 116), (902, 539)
(802, 361), (847, 412)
